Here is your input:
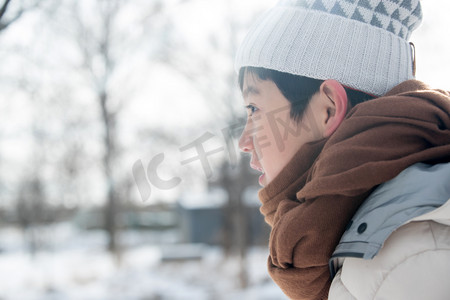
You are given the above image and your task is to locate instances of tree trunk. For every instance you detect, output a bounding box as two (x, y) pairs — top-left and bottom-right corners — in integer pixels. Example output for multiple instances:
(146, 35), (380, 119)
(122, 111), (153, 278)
(99, 90), (119, 254)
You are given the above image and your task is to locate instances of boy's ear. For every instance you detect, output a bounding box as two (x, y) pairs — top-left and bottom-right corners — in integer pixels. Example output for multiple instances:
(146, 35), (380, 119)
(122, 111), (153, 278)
(319, 79), (348, 137)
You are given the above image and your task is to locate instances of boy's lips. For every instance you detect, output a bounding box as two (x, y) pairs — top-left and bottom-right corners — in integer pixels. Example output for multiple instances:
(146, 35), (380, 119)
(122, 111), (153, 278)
(258, 173), (265, 186)
(250, 161), (266, 186)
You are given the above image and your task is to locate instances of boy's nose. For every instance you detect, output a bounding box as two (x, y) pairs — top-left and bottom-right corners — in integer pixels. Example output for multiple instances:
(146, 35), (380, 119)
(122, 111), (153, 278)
(239, 128), (254, 153)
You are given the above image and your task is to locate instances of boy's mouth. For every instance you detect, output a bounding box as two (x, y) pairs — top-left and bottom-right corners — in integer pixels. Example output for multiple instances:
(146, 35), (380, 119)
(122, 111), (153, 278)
(250, 161), (265, 186)
(258, 173), (265, 186)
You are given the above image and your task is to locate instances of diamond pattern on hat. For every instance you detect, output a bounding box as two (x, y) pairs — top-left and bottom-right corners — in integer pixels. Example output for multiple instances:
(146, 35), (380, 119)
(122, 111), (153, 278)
(370, 14), (383, 28)
(351, 8), (365, 22)
(376, 13), (391, 29)
(278, 0), (422, 39)
(330, 2), (348, 17)
(398, 7), (410, 20)
(410, 3), (422, 21)
(358, 6), (375, 23)
(400, 0), (412, 10)
(383, 1), (398, 15)
(407, 13), (420, 33)
(374, 2), (388, 16)
(402, 16), (410, 26)
(340, 1), (359, 17)
(369, 0), (383, 8)
(312, 0), (327, 11)
(359, 0), (374, 10)
(391, 19), (402, 35)
(387, 20), (396, 34)
(391, 8), (400, 21)
(325, 0), (338, 11)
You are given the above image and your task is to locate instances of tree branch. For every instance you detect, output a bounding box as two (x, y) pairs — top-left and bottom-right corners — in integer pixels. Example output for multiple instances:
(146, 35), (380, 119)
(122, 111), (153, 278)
(0, 8), (23, 31)
(0, 0), (12, 20)
(0, 0), (42, 32)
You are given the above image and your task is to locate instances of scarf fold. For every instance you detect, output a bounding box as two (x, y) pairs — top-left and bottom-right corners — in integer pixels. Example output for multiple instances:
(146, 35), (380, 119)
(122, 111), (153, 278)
(258, 80), (450, 300)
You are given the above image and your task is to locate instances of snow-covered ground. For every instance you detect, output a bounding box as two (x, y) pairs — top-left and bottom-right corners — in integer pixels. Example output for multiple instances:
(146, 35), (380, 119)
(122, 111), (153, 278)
(0, 223), (286, 300)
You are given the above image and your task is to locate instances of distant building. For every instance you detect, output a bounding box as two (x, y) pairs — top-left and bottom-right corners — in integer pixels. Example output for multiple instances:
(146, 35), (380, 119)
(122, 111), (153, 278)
(177, 187), (270, 246)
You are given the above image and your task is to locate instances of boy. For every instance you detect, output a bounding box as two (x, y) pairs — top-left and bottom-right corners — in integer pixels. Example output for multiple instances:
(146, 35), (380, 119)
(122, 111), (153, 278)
(235, 0), (450, 299)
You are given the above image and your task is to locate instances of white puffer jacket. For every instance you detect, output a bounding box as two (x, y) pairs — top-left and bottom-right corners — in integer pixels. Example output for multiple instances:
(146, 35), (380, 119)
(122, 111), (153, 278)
(329, 163), (450, 300)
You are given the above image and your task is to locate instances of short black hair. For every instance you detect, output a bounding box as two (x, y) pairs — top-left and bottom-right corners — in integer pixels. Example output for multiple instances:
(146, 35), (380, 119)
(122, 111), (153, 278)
(239, 67), (374, 122)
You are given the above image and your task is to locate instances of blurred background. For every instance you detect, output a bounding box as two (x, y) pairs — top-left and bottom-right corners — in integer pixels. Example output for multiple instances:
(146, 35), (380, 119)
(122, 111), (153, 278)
(0, 0), (448, 299)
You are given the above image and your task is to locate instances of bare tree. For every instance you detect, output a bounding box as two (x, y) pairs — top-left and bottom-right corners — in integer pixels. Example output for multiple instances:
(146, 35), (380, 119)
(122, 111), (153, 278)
(161, 0), (265, 289)
(0, 0), (48, 216)
(64, 0), (172, 254)
(16, 176), (44, 255)
(68, 0), (121, 254)
(14, 174), (63, 256)
(14, 88), (62, 255)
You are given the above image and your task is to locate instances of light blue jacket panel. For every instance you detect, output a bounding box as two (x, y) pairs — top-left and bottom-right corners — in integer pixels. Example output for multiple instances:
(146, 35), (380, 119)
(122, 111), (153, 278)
(330, 162), (450, 277)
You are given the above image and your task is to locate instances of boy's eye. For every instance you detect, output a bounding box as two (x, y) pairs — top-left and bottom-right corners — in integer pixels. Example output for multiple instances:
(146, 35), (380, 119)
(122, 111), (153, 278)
(246, 104), (259, 116)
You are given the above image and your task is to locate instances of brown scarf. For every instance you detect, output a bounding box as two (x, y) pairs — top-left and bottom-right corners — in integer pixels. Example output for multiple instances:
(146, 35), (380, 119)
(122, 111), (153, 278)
(258, 80), (450, 300)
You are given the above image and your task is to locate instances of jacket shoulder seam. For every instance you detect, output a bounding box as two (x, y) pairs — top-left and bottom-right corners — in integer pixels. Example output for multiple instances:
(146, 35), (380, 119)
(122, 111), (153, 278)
(428, 221), (438, 248)
(333, 271), (358, 300)
(372, 247), (450, 298)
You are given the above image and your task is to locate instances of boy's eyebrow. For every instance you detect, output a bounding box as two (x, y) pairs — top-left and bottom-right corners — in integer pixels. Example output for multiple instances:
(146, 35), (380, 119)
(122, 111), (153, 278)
(242, 85), (260, 98)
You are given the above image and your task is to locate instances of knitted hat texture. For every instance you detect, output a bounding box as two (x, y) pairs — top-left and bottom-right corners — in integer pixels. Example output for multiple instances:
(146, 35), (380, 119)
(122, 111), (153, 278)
(235, 0), (423, 96)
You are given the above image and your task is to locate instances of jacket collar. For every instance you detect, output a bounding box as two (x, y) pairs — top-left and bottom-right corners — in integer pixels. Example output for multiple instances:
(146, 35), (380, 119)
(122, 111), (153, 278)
(329, 162), (450, 278)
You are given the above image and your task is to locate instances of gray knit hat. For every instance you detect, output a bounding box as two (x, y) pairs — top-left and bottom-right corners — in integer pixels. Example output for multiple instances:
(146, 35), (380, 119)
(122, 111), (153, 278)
(235, 0), (423, 96)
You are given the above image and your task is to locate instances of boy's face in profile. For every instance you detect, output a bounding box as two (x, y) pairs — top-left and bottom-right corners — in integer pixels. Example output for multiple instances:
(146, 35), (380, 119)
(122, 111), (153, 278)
(239, 72), (323, 186)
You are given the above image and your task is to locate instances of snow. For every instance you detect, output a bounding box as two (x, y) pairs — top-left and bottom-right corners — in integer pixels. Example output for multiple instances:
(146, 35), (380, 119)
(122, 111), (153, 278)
(0, 223), (286, 300)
